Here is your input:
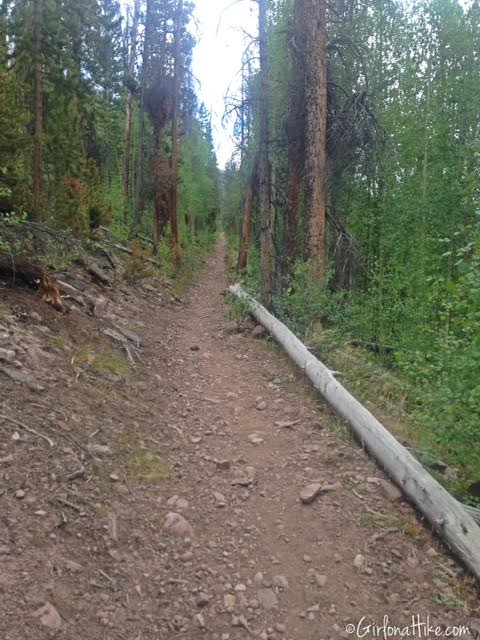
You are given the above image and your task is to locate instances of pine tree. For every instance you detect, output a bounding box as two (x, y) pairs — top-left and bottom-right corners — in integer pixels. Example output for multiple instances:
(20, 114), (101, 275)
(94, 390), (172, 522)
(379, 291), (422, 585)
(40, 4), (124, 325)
(170, 0), (184, 253)
(123, 0), (140, 217)
(32, 0), (44, 222)
(258, 0), (273, 304)
(284, 0), (306, 273)
(301, 0), (327, 279)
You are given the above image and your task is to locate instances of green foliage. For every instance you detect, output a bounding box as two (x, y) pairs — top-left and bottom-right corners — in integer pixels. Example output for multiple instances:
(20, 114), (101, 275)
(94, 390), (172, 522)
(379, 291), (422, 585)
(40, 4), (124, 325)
(273, 261), (331, 338)
(224, 0), (480, 494)
(1, 0), (219, 254)
(0, 174), (27, 254)
(178, 119), (219, 239)
(392, 223), (480, 483)
(123, 240), (156, 283)
(55, 173), (112, 235)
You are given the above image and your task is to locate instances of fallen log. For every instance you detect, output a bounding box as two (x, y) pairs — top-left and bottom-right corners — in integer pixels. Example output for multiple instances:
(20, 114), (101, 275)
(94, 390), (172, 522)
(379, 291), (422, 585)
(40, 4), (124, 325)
(113, 243), (159, 266)
(350, 339), (395, 355)
(57, 280), (85, 307)
(229, 283), (480, 581)
(113, 243), (133, 256)
(94, 243), (118, 270)
(86, 262), (112, 286)
(0, 366), (46, 392)
(464, 504), (480, 527)
(135, 233), (155, 246)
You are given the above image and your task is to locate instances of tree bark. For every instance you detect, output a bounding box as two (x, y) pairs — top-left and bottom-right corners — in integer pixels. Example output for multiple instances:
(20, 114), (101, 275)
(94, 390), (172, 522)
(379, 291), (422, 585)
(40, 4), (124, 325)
(237, 164), (257, 271)
(133, 0), (152, 232)
(284, 0), (306, 274)
(32, 0), (43, 222)
(258, 0), (273, 304)
(0, 1), (8, 69)
(151, 139), (170, 253)
(285, 162), (301, 271)
(123, 0), (140, 222)
(302, 0), (327, 279)
(230, 283), (480, 581)
(170, 0), (184, 252)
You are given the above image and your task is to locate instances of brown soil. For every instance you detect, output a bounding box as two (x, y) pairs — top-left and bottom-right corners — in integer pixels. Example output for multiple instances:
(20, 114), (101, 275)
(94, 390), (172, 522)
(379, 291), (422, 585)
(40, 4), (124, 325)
(0, 236), (479, 640)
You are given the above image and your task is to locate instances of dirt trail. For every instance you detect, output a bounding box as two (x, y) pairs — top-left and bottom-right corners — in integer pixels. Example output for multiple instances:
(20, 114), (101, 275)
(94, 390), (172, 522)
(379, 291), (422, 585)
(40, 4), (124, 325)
(1, 236), (479, 639)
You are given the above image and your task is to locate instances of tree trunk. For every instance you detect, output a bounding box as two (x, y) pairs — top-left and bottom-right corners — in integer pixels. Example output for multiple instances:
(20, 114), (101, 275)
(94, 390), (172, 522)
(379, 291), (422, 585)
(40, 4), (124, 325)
(151, 137), (170, 254)
(240, 65), (246, 163)
(285, 166), (301, 271)
(237, 164), (257, 271)
(133, 102), (145, 230)
(133, 0), (152, 232)
(302, 0), (327, 279)
(284, 0), (306, 275)
(123, 0), (140, 222)
(0, 1), (8, 69)
(170, 0), (184, 252)
(32, 0), (43, 222)
(230, 283), (480, 581)
(258, 0), (273, 304)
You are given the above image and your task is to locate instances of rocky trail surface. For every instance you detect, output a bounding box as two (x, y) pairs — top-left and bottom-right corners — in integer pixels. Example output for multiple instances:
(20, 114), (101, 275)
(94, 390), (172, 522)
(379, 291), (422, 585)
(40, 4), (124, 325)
(1, 237), (479, 640)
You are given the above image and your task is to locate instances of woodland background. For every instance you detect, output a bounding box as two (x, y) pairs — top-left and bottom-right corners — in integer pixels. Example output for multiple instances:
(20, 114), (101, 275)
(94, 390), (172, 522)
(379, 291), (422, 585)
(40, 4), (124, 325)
(0, 0), (479, 501)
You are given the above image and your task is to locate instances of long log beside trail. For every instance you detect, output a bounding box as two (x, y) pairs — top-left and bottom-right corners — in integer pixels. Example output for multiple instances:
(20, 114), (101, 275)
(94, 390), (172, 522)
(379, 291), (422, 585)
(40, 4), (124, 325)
(229, 283), (480, 581)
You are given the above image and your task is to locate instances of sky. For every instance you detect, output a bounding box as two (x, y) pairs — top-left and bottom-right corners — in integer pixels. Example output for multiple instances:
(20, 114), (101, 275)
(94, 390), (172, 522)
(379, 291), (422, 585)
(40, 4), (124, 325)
(191, 0), (257, 167)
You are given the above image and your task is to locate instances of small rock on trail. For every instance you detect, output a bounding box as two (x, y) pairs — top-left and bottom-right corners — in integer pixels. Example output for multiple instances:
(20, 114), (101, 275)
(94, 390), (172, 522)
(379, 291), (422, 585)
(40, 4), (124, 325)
(163, 512), (193, 541)
(257, 587), (278, 610)
(32, 603), (62, 630)
(251, 325), (266, 338)
(300, 483), (323, 504)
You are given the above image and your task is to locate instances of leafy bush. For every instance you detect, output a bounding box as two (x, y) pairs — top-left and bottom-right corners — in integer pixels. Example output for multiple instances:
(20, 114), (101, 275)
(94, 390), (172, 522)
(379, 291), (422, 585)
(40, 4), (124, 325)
(57, 174), (112, 235)
(273, 261), (329, 337)
(0, 176), (27, 254)
(123, 241), (156, 283)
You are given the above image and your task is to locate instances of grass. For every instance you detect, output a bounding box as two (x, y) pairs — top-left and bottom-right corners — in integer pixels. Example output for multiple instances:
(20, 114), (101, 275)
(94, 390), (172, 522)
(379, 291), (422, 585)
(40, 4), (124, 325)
(55, 333), (71, 350)
(229, 281), (479, 505)
(306, 330), (480, 502)
(92, 354), (127, 375)
(327, 418), (357, 443)
(71, 345), (127, 373)
(343, 473), (361, 487)
(127, 446), (169, 485)
(171, 263), (196, 297)
(88, 441), (169, 489)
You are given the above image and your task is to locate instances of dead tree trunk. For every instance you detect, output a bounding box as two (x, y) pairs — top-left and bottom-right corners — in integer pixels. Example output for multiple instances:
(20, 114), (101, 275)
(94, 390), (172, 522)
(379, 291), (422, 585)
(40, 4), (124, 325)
(123, 0), (140, 222)
(284, 0), (306, 275)
(285, 166), (301, 270)
(258, 0), (273, 304)
(32, 0), (43, 222)
(237, 164), (257, 271)
(145, 6), (170, 254)
(170, 0), (184, 253)
(302, 0), (327, 279)
(151, 139), (170, 253)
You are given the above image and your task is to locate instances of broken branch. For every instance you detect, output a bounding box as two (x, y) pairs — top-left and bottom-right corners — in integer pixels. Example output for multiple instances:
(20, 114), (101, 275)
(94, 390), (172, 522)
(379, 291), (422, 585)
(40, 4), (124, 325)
(0, 413), (54, 447)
